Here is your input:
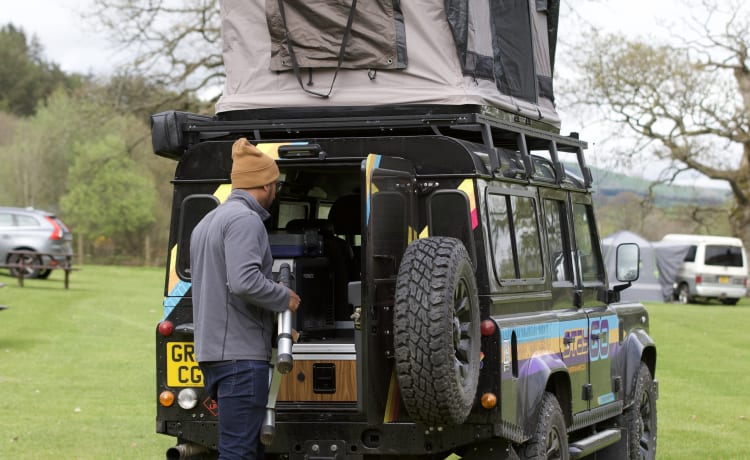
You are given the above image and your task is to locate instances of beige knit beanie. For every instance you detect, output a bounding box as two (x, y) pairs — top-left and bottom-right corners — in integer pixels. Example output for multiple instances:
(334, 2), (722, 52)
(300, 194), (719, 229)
(230, 138), (280, 189)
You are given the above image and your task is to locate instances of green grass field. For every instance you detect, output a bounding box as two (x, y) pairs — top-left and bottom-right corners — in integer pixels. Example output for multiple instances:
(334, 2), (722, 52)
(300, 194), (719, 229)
(0, 266), (174, 459)
(1, 266), (748, 459)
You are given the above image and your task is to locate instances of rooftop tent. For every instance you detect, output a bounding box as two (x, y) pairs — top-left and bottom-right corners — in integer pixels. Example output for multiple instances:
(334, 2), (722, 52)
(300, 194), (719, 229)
(602, 231), (690, 303)
(217, 0), (561, 130)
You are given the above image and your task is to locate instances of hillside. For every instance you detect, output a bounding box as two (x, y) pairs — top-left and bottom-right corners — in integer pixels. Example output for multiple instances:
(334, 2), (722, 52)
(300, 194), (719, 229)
(588, 166), (731, 207)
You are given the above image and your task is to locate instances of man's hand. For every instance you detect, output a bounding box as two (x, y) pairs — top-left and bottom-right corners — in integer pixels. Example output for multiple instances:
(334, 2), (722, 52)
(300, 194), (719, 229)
(287, 288), (301, 313)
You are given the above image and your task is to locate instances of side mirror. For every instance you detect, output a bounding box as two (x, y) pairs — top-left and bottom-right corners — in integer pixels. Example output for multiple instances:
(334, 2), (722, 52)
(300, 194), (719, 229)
(616, 243), (640, 282)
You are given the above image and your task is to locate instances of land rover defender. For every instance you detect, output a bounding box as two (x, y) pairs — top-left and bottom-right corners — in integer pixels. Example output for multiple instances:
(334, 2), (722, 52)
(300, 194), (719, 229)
(152, 106), (657, 459)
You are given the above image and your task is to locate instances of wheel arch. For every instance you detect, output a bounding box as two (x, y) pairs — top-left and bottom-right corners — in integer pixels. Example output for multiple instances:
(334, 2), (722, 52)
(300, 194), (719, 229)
(520, 353), (570, 434)
(621, 329), (657, 405)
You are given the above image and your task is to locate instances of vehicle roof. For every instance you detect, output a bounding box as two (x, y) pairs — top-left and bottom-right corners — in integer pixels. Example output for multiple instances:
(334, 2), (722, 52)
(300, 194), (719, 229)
(662, 233), (745, 247)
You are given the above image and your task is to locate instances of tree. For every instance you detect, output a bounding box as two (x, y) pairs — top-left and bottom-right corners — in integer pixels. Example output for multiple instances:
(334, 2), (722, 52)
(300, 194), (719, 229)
(0, 23), (82, 117)
(567, 0), (750, 245)
(88, 0), (223, 106)
(60, 134), (156, 256)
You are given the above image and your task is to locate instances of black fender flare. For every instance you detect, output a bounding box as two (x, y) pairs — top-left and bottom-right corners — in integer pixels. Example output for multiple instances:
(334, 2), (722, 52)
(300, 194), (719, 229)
(519, 353), (570, 435)
(619, 328), (657, 406)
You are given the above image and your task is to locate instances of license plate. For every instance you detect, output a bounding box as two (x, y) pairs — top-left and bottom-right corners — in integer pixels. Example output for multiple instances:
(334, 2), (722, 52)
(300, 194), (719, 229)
(166, 342), (203, 387)
(719, 276), (729, 284)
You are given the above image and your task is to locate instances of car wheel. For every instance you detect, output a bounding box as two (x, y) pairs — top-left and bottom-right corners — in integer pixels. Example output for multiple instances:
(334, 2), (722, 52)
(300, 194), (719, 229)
(8, 252), (42, 279)
(519, 392), (569, 460)
(393, 236), (481, 426)
(676, 283), (691, 304)
(37, 269), (52, 279)
(720, 298), (739, 306)
(623, 363), (658, 460)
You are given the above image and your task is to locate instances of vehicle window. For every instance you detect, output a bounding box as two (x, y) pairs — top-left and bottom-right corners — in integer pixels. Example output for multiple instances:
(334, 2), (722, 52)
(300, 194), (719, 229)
(278, 201), (309, 228)
(543, 199), (572, 282)
(176, 195), (220, 280)
(17, 215), (39, 226)
(684, 245), (697, 262)
(0, 213), (13, 226)
(487, 193), (543, 281)
(705, 245), (744, 267)
(572, 203), (603, 282)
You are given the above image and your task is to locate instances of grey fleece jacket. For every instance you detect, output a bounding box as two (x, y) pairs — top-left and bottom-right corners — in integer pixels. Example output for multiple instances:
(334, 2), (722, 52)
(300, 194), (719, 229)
(190, 189), (289, 363)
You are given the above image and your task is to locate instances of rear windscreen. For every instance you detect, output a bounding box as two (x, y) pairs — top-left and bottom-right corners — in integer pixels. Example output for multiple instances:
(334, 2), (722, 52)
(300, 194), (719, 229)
(704, 245), (744, 267)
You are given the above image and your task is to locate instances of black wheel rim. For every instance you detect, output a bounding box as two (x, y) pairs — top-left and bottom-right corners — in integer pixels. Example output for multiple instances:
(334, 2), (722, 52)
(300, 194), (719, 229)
(452, 278), (474, 386)
(546, 424), (563, 460)
(639, 386), (656, 457)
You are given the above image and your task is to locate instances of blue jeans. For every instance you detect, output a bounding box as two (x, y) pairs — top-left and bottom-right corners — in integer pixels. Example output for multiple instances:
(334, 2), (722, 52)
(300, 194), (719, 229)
(200, 360), (270, 460)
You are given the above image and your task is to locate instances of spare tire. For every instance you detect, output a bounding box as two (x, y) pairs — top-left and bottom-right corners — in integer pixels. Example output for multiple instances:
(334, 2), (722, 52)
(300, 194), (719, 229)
(393, 236), (481, 425)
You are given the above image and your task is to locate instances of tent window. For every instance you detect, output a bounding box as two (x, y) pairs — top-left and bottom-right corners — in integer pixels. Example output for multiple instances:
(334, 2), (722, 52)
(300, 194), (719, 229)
(490, 0), (537, 102)
(267, 0), (407, 71)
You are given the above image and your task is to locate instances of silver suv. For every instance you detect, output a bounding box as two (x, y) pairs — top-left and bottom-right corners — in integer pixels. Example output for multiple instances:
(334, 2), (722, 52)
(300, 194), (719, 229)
(0, 207), (73, 279)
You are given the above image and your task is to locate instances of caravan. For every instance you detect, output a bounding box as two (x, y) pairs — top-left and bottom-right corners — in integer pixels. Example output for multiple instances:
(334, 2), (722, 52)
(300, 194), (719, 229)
(662, 234), (748, 305)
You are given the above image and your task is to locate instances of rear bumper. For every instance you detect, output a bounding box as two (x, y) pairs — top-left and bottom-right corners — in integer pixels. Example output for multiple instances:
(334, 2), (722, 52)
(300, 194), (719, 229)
(695, 284), (746, 299)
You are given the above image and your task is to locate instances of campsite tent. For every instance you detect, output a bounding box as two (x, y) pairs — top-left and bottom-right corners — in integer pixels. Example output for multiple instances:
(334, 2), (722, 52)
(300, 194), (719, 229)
(217, 0), (562, 130)
(602, 231), (690, 302)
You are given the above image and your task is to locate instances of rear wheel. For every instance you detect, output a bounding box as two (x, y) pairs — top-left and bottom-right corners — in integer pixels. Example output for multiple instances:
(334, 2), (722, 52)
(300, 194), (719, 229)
(8, 252), (42, 279)
(623, 363), (657, 460)
(519, 392), (568, 460)
(720, 298), (739, 306)
(676, 283), (691, 304)
(393, 237), (480, 426)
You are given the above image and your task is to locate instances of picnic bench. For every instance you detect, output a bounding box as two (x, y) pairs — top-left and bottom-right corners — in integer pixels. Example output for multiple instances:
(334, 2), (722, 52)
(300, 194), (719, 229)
(1, 251), (78, 289)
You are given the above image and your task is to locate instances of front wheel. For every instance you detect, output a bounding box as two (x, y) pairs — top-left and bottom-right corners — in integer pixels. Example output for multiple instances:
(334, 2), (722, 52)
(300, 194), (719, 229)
(519, 392), (568, 460)
(393, 237), (481, 426)
(623, 363), (658, 460)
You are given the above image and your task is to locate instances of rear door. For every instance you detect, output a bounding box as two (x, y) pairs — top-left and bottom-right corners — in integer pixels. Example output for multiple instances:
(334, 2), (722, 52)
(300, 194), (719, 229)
(363, 154), (417, 423)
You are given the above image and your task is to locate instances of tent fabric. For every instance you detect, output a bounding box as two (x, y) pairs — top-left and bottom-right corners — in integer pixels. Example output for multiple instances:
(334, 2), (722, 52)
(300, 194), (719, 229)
(217, 0), (561, 129)
(602, 231), (690, 303)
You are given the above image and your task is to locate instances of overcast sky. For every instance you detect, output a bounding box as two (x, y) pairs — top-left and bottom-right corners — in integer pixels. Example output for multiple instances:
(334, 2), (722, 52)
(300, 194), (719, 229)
(5, 0), (688, 76)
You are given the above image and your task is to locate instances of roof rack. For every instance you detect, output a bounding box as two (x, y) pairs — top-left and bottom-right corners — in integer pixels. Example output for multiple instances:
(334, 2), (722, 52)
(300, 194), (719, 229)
(151, 106), (592, 188)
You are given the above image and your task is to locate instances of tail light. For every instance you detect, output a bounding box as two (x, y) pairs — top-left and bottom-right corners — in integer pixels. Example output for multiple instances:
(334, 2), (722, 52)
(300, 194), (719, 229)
(695, 275), (702, 284)
(44, 216), (63, 240)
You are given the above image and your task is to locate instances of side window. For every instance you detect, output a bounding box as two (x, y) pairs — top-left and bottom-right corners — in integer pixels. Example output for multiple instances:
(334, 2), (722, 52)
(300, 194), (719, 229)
(684, 245), (697, 262)
(177, 195), (220, 280)
(17, 215), (39, 226)
(487, 193), (543, 282)
(0, 213), (13, 226)
(543, 199), (572, 282)
(572, 203), (604, 283)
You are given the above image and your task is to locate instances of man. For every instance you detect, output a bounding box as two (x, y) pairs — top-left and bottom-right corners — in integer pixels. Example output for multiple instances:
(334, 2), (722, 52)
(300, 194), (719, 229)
(190, 137), (301, 460)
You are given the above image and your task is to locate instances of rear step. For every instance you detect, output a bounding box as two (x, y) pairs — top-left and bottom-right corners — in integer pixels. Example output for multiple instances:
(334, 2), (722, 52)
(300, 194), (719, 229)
(569, 428), (622, 459)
